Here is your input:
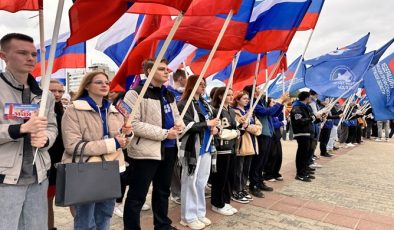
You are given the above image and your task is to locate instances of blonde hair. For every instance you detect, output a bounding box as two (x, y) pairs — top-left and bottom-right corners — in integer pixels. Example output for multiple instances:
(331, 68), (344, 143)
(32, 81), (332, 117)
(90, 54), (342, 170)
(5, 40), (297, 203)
(73, 71), (109, 100)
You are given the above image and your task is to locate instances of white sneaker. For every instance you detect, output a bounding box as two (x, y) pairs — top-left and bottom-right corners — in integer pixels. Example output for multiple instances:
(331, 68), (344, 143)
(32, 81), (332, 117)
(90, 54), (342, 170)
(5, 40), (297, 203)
(180, 220), (205, 230)
(198, 217), (212, 226)
(142, 203), (150, 211)
(113, 205), (123, 218)
(211, 205), (234, 216)
(170, 196), (181, 205)
(375, 138), (382, 142)
(309, 163), (322, 169)
(346, 143), (355, 147)
(224, 203), (238, 214)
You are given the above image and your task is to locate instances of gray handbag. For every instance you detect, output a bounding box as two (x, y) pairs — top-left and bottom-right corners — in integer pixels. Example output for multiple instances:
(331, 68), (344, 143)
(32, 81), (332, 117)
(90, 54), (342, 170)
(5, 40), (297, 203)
(55, 141), (121, 207)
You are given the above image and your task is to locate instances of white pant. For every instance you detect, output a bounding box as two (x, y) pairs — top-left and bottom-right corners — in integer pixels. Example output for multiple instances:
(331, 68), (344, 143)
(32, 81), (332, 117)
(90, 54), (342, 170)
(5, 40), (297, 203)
(181, 153), (211, 223)
(327, 125), (338, 150)
(377, 120), (390, 139)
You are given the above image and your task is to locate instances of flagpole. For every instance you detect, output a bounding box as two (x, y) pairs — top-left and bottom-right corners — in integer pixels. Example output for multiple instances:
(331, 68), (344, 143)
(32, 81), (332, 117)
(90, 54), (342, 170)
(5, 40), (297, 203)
(182, 61), (189, 78)
(245, 52), (285, 122)
(287, 29), (315, 92)
(338, 94), (355, 125)
(179, 10), (234, 120)
(265, 67), (268, 102)
(205, 51), (240, 151)
(39, 9), (46, 78)
(124, 11), (185, 129)
(250, 53), (261, 107)
(33, 0), (66, 165)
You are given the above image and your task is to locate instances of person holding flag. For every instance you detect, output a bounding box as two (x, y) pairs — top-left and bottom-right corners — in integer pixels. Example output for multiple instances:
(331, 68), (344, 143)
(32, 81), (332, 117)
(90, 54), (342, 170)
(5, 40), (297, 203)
(0, 33), (58, 229)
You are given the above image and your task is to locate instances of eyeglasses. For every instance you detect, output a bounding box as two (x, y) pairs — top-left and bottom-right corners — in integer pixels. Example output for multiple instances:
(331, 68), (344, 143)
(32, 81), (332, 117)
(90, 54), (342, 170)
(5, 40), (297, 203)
(49, 89), (65, 94)
(92, 80), (110, 86)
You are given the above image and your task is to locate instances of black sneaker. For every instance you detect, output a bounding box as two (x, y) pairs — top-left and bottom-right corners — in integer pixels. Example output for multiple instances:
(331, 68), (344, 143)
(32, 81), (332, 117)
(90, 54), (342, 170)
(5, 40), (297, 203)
(241, 190), (253, 201)
(231, 192), (249, 204)
(321, 153), (333, 157)
(308, 167), (316, 171)
(295, 175), (312, 182)
(260, 183), (274, 192)
(168, 226), (178, 230)
(308, 170), (315, 175)
(249, 186), (265, 198)
(307, 175), (316, 179)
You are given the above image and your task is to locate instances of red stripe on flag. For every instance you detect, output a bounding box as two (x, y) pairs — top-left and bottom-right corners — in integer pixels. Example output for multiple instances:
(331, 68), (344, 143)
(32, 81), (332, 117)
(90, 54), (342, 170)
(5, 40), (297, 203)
(32, 54), (86, 77)
(243, 30), (297, 53)
(298, 13), (319, 31)
(0, 0), (42, 12)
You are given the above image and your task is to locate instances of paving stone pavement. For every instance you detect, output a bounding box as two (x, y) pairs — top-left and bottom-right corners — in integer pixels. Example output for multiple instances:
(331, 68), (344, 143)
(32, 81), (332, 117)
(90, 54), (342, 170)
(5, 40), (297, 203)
(53, 139), (394, 229)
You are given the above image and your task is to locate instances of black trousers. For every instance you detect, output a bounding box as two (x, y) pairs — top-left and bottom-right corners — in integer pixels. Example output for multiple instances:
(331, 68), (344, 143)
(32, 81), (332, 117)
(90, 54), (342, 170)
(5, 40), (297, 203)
(249, 135), (271, 189)
(295, 136), (311, 176)
(364, 120), (374, 139)
(211, 154), (232, 208)
(356, 125), (362, 143)
(263, 130), (283, 179)
(346, 126), (357, 143)
(319, 128), (331, 155)
(123, 147), (177, 230)
(233, 155), (253, 193)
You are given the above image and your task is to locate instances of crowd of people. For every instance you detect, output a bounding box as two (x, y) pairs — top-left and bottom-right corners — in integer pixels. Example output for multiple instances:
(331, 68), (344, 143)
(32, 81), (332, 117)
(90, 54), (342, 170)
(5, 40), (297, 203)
(1, 33), (393, 230)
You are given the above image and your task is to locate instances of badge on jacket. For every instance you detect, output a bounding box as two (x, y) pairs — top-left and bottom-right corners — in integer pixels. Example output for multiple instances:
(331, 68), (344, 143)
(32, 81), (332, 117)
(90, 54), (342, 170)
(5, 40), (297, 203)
(115, 99), (132, 117)
(4, 103), (38, 120)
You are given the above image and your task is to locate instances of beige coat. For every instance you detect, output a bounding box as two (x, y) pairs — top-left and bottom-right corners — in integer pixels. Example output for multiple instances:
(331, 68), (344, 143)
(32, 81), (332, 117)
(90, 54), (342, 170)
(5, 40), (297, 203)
(61, 100), (125, 171)
(123, 85), (183, 160)
(0, 71), (57, 184)
(234, 109), (262, 156)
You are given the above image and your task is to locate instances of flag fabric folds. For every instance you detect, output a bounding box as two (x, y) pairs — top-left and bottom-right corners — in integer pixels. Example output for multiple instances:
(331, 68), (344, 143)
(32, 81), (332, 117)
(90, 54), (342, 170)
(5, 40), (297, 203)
(32, 32), (86, 77)
(67, 0), (243, 46)
(297, 0), (324, 30)
(370, 38), (394, 67)
(243, 0), (312, 53)
(268, 55), (306, 99)
(0, 0), (42, 12)
(304, 52), (374, 98)
(96, 14), (145, 66)
(363, 52), (394, 120)
(304, 33), (370, 66)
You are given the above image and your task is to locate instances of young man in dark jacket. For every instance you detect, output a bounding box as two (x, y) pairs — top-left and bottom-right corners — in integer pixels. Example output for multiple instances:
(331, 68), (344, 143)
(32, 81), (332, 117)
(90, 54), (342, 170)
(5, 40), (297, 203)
(291, 91), (322, 182)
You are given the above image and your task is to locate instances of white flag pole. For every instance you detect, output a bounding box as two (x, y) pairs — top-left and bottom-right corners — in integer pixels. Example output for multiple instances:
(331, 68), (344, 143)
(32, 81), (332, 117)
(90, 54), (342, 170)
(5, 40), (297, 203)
(245, 52), (285, 122)
(39, 9), (46, 78)
(124, 11), (185, 127)
(287, 29), (315, 92)
(33, 0), (66, 165)
(250, 53), (261, 107)
(205, 51), (240, 151)
(179, 10), (234, 120)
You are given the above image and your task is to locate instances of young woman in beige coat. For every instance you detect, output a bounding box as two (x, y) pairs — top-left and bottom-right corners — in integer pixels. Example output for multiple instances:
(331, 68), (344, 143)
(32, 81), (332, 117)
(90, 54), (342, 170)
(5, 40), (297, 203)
(61, 71), (132, 230)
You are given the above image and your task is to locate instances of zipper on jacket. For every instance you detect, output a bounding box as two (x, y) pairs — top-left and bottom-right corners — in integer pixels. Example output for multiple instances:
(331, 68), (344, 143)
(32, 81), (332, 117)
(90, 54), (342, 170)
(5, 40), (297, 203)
(136, 137), (141, 145)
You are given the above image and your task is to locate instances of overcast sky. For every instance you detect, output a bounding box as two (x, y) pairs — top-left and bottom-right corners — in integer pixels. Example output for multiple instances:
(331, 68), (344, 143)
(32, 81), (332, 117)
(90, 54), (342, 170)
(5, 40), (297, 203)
(1, 0), (393, 72)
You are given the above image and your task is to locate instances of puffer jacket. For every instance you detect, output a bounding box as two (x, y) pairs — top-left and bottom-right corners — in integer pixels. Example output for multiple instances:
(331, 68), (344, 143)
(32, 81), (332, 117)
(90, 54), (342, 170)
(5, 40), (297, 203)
(123, 84), (183, 160)
(0, 71), (57, 184)
(234, 109), (262, 156)
(291, 100), (318, 138)
(61, 99), (126, 172)
(214, 106), (240, 154)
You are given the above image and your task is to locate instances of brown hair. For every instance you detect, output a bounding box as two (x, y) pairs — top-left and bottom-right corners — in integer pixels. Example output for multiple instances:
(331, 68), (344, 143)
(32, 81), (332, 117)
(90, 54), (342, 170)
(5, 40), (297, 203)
(142, 58), (168, 76)
(232, 90), (249, 107)
(211, 87), (233, 109)
(73, 71), (109, 100)
(181, 75), (205, 101)
(0, 33), (34, 51)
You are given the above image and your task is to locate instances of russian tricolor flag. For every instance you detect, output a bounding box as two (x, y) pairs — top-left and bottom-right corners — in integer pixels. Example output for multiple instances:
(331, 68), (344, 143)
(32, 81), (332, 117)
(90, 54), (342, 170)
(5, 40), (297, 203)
(96, 14), (145, 66)
(243, 0), (312, 53)
(298, 0), (324, 30)
(32, 32), (86, 77)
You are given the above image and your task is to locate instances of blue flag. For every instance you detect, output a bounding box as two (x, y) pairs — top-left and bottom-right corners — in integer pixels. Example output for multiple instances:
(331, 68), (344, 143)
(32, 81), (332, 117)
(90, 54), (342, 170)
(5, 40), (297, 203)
(304, 33), (370, 66)
(305, 52), (374, 98)
(370, 38), (394, 67)
(363, 52), (394, 120)
(268, 55), (306, 99)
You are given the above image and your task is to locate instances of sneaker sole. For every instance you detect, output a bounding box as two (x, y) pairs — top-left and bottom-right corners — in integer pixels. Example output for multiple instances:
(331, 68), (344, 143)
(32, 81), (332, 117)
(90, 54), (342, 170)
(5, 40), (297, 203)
(231, 197), (249, 204)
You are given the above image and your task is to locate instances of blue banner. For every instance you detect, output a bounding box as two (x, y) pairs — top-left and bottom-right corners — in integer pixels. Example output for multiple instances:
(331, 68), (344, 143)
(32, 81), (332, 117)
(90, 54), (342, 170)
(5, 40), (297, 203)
(305, 52), (374, 98)
(363, 52), (394, 120)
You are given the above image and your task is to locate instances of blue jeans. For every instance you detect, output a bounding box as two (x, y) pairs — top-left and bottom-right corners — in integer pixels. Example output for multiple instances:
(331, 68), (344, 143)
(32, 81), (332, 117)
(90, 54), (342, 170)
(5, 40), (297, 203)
(74, 199), (116, 230)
